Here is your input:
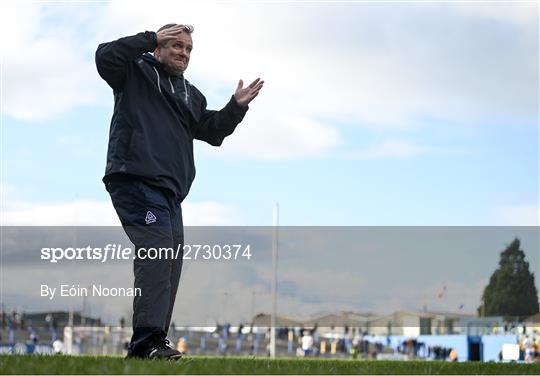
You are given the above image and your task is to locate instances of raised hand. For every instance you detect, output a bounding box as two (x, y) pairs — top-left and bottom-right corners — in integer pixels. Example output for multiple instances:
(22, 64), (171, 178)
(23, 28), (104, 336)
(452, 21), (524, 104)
(234, 78), (264, 107)
(156, 25), (188, 46)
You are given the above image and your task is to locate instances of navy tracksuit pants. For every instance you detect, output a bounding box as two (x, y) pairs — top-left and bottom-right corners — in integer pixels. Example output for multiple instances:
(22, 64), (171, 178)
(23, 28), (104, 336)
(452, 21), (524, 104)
(106, 174), (184, 355)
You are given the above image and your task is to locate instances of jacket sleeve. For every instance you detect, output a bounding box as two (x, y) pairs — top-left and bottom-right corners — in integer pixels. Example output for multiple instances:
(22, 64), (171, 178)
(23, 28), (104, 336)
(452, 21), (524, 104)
(194, 95), (249, 146)
(95, 31), (157, 91)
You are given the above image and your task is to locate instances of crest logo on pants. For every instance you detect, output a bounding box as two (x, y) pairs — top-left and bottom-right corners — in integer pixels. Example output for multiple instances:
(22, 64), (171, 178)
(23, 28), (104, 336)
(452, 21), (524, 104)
(145, 211), (157, 224)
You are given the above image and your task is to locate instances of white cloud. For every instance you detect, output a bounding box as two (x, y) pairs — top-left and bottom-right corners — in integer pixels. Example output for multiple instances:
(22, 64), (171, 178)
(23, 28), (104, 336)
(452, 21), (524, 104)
(0, 183), (17, 199)
(95, 0), (537, 160)
(172, 263), (372, 324)
(1, 199), (246, 226)
(365, 139), (429, 159)
(183, 201), (246, 225)
(2, 262), (135, 323)
(371, 279), (487, 315)
(0, 3), (105, 121)
(2, 200), (120, 226)
(450, 2), (537, 29)
(268, 266), (367, 305)
(3, 1), (534, 161)
(3, 220), (532, 322)
(57, 135), (82, 146)
(495, 204), (539, 226)
(341, 139), (464, 159)
(174, 263), (269, 324)
(173, 257), (488, 324)
(200, 110), (341, 160)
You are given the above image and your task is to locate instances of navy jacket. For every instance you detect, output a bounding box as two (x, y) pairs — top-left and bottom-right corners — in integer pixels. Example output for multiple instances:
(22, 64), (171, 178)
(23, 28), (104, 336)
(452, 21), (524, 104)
(96, 31), (248, 201)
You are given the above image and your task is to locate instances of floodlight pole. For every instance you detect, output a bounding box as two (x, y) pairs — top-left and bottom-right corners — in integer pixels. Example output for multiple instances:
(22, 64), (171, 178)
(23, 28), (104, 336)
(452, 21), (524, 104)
(270, 202), (279, 358)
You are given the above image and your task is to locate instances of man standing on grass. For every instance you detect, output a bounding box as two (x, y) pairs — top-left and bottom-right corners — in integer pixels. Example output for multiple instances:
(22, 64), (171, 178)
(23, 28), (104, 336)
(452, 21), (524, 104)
(95, 24), (263, 360)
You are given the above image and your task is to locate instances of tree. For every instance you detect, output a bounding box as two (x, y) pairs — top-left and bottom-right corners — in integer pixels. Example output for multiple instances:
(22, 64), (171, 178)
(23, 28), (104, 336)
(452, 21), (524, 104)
(478, 238), (539, 319)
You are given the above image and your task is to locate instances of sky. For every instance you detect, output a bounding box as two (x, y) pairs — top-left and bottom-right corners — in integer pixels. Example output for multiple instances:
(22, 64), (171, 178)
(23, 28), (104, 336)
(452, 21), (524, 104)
(3, 226), (538, 323)
(0, 0), (539, 320)
(1, 0), (538, 227)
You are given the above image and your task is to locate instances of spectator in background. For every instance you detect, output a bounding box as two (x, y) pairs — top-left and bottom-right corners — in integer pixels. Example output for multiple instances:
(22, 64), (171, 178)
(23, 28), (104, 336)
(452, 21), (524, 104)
(177, 337), (187, 354)
(300, 330), (315, 357)
(449, 348), (458, 362)
(52, 339), (64, 354)
(30, 331), (39, 346)
(523, 335), (534, 362)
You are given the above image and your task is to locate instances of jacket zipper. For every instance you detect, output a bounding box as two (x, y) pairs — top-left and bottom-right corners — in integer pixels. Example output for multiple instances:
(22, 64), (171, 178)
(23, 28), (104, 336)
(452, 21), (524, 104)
(152, 67), (162, 94)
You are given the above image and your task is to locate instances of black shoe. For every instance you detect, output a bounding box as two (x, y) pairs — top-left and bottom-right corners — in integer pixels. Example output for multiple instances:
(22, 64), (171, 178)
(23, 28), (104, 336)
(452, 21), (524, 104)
(144, 338), (183, 360)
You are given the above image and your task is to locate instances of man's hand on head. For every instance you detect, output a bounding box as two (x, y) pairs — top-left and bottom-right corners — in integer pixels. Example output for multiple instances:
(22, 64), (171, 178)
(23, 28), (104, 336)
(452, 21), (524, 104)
(234, 78), (264, 108)
(156, 24), (187, 46)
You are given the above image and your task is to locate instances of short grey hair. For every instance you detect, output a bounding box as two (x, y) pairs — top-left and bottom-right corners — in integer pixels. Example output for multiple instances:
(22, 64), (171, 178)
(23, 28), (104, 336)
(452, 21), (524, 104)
(157, 23), (194, 34)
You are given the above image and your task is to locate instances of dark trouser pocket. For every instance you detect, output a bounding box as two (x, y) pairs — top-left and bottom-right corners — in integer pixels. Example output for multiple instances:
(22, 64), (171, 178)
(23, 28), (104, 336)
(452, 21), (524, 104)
(106, 176), (184, 352)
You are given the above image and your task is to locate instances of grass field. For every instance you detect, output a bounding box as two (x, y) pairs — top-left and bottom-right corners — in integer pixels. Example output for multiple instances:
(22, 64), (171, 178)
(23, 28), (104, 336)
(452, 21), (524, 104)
(1, 355), (540, 375)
